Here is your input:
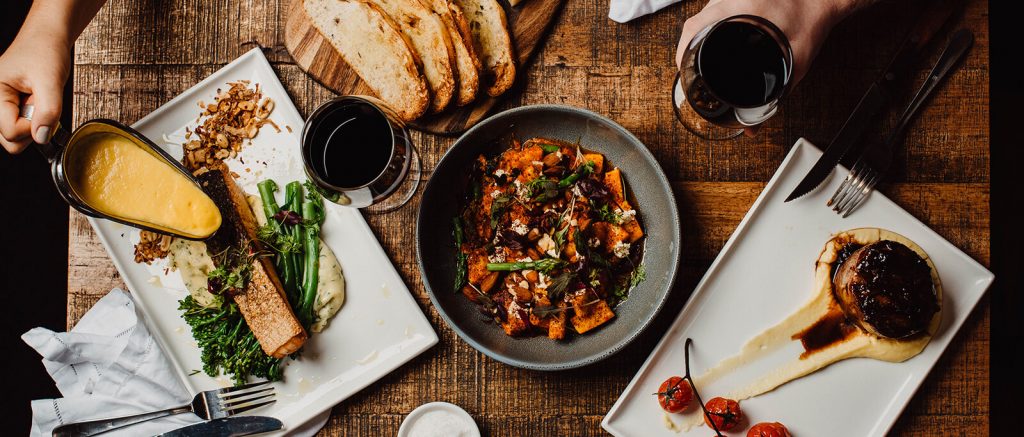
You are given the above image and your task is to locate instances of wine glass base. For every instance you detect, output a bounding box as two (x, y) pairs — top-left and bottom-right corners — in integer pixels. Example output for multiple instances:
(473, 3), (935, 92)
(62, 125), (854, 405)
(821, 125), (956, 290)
(672, 74), (744, 141)
(363, 145), (421, 214)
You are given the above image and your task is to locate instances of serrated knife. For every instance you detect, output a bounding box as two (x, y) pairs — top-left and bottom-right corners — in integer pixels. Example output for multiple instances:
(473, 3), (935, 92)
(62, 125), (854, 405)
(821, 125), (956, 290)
(783, 0), (961, 202)
(156, 416), (283, 437)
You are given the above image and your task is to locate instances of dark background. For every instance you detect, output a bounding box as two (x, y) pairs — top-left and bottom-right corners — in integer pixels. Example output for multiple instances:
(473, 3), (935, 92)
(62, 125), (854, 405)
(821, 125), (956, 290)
(2, 0), (1019, 434)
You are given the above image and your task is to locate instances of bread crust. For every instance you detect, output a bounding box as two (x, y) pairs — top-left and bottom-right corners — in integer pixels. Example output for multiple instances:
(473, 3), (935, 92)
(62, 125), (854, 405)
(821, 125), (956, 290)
(430, 0), (482, 106)
(366, 0), (458, 113)
(453, 0), (516, 97)
(303, 0), (430, 121)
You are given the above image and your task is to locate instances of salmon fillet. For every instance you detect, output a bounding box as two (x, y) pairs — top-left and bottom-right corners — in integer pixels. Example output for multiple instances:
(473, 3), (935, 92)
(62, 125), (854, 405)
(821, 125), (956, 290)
(198, 168), (307, 358)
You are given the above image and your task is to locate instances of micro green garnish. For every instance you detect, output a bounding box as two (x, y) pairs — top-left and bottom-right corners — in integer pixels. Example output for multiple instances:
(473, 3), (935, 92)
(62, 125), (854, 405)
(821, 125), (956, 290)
(526, 177), (559, 203)
(546, 271), (574, 302)
(538, 143), (560, 153)
(593, 203), (624, 224)
(206, 241), (266, 298)
(490, 195), (512, 229)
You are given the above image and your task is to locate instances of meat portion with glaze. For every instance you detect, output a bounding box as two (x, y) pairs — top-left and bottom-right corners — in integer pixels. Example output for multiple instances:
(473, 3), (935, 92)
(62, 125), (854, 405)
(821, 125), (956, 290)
(833, 240), (938, 339)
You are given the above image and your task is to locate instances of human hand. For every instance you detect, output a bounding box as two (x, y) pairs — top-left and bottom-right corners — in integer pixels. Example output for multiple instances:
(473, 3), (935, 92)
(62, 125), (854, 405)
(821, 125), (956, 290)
(676, 0), (870, 136)
(0, 29), (72, 154)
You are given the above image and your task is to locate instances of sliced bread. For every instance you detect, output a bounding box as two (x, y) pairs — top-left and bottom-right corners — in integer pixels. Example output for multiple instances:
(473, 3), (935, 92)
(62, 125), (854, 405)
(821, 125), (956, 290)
(452, 0), (515, 96)
(303, 0), (429, 121)
(367, 0), (457, 113)
(428, 0), (482, 106)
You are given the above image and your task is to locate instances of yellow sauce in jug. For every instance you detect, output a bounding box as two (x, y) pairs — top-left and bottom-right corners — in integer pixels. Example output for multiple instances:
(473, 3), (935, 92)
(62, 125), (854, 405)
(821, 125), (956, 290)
(66, 132), (221, 238)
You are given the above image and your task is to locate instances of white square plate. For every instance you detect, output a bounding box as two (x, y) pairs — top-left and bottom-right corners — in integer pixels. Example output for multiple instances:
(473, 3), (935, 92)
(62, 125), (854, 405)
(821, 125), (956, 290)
(83, 48), (438, 433)
(602, 139), (992, 437)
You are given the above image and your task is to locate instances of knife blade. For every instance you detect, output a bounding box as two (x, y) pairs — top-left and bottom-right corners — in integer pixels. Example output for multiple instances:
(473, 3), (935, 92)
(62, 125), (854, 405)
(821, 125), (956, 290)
(157, 416), (283, 437)
(783, 0), (962, 202)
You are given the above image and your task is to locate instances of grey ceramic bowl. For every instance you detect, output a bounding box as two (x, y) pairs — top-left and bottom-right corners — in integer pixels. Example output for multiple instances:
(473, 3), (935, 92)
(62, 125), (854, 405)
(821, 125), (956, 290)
(416, 105), (681, 370)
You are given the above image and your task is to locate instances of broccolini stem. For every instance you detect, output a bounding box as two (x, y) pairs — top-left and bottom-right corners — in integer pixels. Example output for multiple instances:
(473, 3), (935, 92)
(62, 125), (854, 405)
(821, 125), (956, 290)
(486, 258), (565, 273)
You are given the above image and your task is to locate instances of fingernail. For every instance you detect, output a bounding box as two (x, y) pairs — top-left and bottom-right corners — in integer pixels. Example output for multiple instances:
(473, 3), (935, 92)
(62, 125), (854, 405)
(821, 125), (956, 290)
(34, 126), (51, 144)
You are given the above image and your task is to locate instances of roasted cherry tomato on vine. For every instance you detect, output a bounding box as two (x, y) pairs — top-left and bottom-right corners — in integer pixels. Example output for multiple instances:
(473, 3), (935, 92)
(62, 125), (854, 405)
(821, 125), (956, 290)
(703, 397), (741, 431)
(748, 422), (790, 437)
(655, 376), (694, 413)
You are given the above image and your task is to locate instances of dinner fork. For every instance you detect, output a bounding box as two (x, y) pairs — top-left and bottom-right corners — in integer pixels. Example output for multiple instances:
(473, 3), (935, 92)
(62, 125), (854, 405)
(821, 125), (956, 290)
(52, 380), (277, 437)
(827, 29), (973, 217)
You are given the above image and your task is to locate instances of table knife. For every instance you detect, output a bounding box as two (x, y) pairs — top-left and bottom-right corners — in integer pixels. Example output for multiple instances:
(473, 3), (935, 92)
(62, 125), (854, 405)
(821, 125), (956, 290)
(783, 0), (962, 202)
(156, 416), (283, 437)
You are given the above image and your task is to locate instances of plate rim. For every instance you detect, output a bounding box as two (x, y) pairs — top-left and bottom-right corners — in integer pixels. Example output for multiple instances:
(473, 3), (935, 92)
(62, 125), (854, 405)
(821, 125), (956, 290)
(415, 104), (682, 370)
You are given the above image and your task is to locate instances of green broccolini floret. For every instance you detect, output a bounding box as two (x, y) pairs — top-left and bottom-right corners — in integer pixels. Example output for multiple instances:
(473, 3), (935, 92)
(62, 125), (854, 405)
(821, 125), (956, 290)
(178, 295), (282, 385)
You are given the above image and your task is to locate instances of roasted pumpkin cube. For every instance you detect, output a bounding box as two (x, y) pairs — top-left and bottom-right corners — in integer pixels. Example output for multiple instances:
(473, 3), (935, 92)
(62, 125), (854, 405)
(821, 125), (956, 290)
(603, 168), (632, 210)
(467, 249), (491, 284)
(571, 298), (615, 334)
(502, 303), (530, 336)
(622, 217), (644, 242)
(590, 222), (630, 254)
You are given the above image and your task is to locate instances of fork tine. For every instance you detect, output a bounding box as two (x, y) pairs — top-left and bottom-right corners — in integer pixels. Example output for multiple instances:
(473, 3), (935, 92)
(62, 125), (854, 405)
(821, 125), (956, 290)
(221, 391), (275, 408)
(842, 173), (880, 218)
(834, 169), (870, 214)
(827, 161), (860, 207)
(221, 386), (274, 402)
(218, 380), (272, 395)
(838, 169), (875, 215)
(831, 166), (863, 213)
(224, 399), (277, 416)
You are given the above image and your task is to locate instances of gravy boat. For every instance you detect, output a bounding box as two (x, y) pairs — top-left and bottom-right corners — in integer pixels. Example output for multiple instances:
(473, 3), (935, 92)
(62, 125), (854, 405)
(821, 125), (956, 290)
(23, 105), (218, 240)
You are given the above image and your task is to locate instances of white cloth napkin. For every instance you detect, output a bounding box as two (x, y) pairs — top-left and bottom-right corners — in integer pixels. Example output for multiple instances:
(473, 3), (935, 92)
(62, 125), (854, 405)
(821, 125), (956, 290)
(608, 0), (682, 23)
(24, 288), (329, 436)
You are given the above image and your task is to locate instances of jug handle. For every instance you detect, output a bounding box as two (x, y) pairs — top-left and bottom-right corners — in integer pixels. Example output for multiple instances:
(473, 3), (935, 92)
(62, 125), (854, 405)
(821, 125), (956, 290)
(19, 103), (70, 162)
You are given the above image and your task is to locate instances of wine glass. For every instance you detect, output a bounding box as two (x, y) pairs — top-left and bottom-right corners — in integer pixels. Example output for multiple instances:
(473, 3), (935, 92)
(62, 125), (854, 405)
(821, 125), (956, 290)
(301, 96), (421, 214)
(672, 15), (794, 140)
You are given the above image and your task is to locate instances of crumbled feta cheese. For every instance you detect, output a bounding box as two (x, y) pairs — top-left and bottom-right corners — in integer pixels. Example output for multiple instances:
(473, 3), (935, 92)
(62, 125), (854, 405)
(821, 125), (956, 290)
(537, 273), (550, 289)
(531, 160), (544, 167)
(518, 280), (529, 289)
(514, 179), (529, 199)
(537, 233), (556, 255)
(518, 257), (533, 263)
(571, 185), (583, 197)
(556, 151), (563, 158)
(588, 237), (601, 248)
(620, 209), (637, 223)
(511, 219), (529, 235)
(488, 250), (506, 263)
(490, 189), (502, 198)
(569, 218), (578, 227)
(546, 249), (558, 258)
(494, 169), (507, 177)
(613, 241), (631, 258)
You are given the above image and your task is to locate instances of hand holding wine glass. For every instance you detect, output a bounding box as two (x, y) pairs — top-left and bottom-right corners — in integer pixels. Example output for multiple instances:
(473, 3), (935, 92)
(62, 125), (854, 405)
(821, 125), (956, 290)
(674, 0), (875, 138)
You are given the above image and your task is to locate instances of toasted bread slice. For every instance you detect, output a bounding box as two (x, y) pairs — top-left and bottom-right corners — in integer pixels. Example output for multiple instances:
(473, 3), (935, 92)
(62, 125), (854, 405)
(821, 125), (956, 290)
(452, 0), (515, 96)
(367, 0), (457, 113)
(198, 169), (307, 358)
(428, 0), (481, 106)
(304, 0), (429, 121)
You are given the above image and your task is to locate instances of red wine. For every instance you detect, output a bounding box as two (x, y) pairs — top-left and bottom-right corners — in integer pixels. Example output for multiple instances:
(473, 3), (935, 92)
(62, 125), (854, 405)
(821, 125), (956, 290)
(305, 100), (393, 188)
(684, 19), (790, 128)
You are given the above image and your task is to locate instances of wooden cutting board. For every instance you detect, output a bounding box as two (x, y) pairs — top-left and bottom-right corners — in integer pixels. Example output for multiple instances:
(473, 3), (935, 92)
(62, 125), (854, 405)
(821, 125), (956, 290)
(284, 0), (565, 136)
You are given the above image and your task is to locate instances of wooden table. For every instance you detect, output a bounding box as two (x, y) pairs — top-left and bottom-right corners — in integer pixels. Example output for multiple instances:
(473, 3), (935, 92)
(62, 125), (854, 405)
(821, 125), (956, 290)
(67, 0), (990, 434)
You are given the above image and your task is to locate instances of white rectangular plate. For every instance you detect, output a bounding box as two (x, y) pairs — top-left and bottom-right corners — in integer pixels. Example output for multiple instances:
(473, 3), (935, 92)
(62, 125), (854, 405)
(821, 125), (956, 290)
(602, 139), (992, 437)
(84, 48), (438, 433)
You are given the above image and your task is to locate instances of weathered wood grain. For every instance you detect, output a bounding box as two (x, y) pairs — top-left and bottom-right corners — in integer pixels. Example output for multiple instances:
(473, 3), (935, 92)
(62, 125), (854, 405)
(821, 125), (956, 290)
(69, 0), (990, 435)
(283, 0), (565, 134)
